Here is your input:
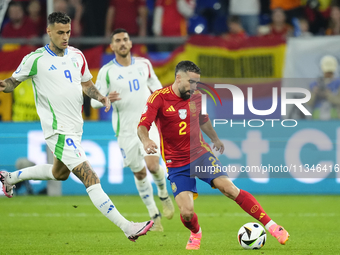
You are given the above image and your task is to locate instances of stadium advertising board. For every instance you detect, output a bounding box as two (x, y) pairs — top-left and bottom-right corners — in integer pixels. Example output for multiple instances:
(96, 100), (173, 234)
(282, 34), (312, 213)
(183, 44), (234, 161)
(0, 121), (339, 195)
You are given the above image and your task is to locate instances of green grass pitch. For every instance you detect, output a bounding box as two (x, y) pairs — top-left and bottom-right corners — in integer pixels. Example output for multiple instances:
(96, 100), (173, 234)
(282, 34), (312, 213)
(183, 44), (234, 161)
(1, 194), (339, 255)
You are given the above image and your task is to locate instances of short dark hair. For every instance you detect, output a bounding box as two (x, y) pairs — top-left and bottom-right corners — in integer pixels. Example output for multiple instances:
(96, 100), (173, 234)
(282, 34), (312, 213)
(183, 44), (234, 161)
(175, 61), (201, 77)
(228, 15), (241, 24)
(48, 12), (71, 26)
(111, 28), (129, 39)
(8, 1), (24, 10)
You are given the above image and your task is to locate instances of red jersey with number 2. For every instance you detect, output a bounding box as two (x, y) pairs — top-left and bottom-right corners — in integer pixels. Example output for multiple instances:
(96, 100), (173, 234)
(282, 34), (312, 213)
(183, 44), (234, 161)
(138, 86), (211, 168)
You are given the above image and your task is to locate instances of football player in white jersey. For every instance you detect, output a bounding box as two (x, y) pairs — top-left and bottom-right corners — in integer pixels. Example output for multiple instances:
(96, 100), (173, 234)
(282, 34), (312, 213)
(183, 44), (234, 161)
(0, 12), (153, 242)
(91, 29), (175, 231)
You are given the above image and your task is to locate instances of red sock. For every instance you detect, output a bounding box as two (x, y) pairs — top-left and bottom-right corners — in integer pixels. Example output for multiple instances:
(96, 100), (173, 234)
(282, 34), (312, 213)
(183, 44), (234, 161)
(180, 213), (200, 233)
(235, 189), (271, 225)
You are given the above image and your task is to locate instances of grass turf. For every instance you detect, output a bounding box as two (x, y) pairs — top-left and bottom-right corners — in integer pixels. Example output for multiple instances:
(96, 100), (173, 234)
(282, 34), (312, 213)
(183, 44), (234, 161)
(0, 194), (339, 255)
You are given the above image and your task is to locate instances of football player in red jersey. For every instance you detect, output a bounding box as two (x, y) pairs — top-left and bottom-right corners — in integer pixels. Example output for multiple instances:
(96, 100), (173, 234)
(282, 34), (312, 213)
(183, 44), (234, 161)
(137, 61), (289, 250)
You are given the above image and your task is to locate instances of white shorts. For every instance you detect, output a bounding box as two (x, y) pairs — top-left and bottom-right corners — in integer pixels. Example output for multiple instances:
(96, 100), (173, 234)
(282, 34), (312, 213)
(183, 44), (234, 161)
(46, 133), (87, 171)
(119, 122), (160, 172)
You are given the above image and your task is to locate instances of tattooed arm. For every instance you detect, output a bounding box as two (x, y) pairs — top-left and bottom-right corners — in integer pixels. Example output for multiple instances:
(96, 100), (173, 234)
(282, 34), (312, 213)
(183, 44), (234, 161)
(0, 77), (21, 93)
(81, 79), (111, 112)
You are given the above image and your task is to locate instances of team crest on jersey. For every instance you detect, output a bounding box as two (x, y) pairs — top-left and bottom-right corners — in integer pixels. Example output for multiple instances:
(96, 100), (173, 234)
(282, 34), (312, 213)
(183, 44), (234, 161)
(178, 109), (187, 119)
(171, 182), (177, 193)
(189, 102), (196, 113)
(138, 68), (145, 76)
(71, 57), (79, 68)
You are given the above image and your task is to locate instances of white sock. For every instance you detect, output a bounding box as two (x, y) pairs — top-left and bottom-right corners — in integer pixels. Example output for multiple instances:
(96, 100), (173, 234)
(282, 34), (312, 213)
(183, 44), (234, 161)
(86, 183), (130, 232)
(265, 220), (276, 230)
(7, 164), (56, 185)
(196, 227), (202, 234)
(151, 165), (168, 198)
(134, 176), (159, 218)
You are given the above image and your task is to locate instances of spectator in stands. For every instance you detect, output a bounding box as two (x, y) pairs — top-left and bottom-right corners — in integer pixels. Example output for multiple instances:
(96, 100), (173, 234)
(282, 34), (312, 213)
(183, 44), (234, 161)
(54, 0), (83, 37)
(81, 0), (109, 37)
(192, 0), (228, 35)
(270, 0), (303, 24)
(259, 8), (293, 39)
(308, 55), (340, 120)
(105, 0), (147, 37)
(27, 0), (45, 37)
(229, 0), (260, 36)
(153, 0), (195, 37)
(304, 0), (330, 34)
(1, 2), (38, 38)
(223, 15), (248, 42)
(295, 17), (313, 37)
(325, 4), (340, 35)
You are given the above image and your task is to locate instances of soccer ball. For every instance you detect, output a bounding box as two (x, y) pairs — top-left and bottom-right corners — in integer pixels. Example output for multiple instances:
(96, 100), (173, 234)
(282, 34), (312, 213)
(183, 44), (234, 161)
(237, 222), (266, 250)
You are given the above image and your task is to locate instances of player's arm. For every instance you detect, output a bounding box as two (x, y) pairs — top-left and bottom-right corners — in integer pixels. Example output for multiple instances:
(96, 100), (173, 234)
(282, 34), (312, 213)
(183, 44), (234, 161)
(82, 79), (110, 112)
(200, 119), (224, 154)
(146, 60), (163, 92)
(90, 67), (119, 109)
(0, 77), (21, 93)
(137, 94), (161, 154)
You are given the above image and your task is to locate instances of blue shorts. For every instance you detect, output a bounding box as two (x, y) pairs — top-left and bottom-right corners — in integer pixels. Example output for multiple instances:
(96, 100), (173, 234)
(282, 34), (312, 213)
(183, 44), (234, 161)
(167, 152), (228, 198)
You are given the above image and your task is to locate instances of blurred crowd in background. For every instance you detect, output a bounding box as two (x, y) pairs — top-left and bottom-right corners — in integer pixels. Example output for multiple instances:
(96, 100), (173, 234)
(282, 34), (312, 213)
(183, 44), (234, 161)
(1, 0), (340, 41)
(1, 0), (340, 123)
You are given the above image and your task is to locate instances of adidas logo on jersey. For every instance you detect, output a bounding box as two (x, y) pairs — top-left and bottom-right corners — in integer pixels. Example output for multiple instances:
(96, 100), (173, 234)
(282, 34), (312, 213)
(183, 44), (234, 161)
(117, 75), (124, 80)
(48, 65), (57, 71)
(166, 105), (175, 112)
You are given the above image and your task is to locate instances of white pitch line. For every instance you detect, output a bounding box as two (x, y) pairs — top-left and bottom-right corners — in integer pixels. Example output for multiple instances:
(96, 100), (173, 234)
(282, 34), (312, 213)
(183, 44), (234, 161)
(4, 212), (338, 217)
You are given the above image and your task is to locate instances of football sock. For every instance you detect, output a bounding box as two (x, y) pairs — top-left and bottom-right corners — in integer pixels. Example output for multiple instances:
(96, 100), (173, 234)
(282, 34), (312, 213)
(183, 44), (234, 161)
(265, 220), (276, 230)
(134, 176), (159, 218)
(235, 189), (271, 226)
(86, 183), (129, 232)
(7, 164), (56, 185)
(151, 165), (168, 198)
(180, 213), (200, 234)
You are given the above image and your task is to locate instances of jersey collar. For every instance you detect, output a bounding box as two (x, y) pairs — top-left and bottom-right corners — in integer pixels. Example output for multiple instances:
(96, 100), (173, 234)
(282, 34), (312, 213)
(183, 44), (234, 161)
(112, 56), (135, 66)
(44, 44), (68, 57)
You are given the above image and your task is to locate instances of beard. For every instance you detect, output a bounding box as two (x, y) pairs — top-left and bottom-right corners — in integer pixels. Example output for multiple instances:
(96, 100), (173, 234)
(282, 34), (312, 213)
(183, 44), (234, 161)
(116, 47), (129, 58)
(179, 88), (195, 100)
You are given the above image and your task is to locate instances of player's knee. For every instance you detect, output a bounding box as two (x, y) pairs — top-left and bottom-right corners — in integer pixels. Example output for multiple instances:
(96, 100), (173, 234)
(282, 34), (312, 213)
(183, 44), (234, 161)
(54, 171), (70, 181)
(147, 162), (159, 173)
(52, 166), (70, 181)
(180, 206), (194, 221)
(134, 171), (147, 180)
(181, 211), (194, 221)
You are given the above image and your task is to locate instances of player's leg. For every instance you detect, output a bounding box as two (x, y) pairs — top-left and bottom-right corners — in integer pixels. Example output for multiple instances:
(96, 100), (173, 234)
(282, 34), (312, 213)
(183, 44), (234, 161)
(119, 136), (161, 231)
(143, 123), (175, 219)
(175, 191), (202, 250)
(72, 160), (153, 241)
(168, 169), (202, 250)
(0, 134), (70, 198)
(133, 166), (163, 231)
(212, 176), (290, 245)
(144, 155), (175, 220)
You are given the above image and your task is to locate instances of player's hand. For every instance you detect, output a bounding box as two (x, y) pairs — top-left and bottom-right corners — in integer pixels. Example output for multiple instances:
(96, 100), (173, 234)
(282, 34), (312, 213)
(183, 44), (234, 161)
(212, 139), (224, 154)
(0, 80), (6, 92)
(100, 96), (111, 112)
(108, 91), (121, 103)
(143, 139), (158, 154)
